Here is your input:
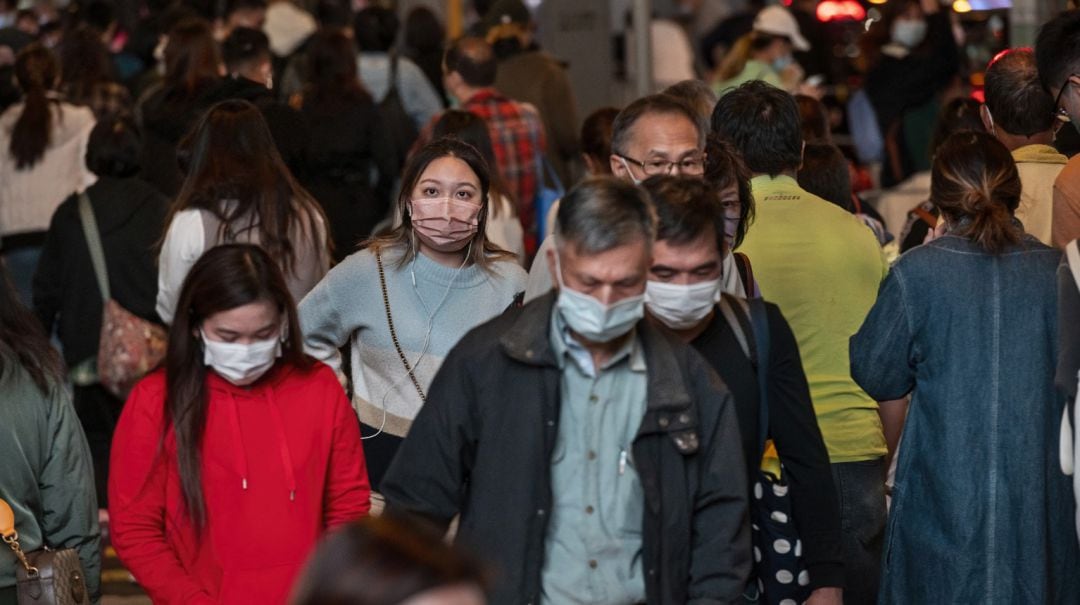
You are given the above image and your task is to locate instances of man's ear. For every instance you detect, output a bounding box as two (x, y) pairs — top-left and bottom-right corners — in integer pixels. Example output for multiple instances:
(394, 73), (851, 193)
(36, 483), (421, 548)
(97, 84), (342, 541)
(610, 154), (628, 178)
(546, 245), (560, 291)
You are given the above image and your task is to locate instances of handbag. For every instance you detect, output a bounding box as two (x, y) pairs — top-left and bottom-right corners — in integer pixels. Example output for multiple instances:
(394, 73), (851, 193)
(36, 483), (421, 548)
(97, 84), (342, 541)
(0, 499), (90, 605)
(71, 192), (167, 399)
(717, 295), (811, 605)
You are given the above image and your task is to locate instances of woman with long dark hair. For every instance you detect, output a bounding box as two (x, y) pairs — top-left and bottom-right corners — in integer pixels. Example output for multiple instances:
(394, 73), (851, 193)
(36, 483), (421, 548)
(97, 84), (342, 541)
(110, 244), (370, 605)
(0, 43), (96, 303)
(0, 264), (100, 605)
(297, 27), (395, 261)
(156, 99), (330, 325)
(851, 131), (1080, 602)
(299, 137), (527, 489)
(432, 110), (523, 262)
(136, 17), (222, 197)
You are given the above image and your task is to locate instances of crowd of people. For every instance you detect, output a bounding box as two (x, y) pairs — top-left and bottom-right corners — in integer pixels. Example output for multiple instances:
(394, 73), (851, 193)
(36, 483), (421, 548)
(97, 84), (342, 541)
(2, 0), (1080, 604)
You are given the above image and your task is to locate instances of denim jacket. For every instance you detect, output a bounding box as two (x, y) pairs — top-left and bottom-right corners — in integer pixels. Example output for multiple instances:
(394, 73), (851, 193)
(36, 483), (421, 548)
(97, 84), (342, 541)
(850, 235), (1079, 604)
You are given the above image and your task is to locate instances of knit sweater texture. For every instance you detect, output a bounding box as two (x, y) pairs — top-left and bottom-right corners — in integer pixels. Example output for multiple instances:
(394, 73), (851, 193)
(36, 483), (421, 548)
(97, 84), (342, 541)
(299, 246), (527, 437)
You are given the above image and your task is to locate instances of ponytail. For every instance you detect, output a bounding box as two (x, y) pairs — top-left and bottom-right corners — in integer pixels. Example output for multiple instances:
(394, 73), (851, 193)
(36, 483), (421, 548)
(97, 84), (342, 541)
(716, 33), (754, 83)
(9, 44), (59, 170)
(931, 131), (1023, 254)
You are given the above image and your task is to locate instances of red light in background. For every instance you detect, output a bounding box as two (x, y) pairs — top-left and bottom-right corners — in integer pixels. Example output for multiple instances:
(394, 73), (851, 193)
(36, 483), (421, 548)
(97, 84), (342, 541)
(817, 0), (866, 22)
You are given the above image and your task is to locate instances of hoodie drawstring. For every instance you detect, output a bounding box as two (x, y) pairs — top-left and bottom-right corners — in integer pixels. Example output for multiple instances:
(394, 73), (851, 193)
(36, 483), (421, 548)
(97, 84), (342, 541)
(225, 392), (250, 491)
(266, 390), (298, 502)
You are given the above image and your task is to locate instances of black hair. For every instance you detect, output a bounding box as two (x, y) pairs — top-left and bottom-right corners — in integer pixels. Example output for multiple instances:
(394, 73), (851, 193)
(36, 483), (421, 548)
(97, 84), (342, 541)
(443, 36), (496, 88)
(0, 264), (64, 394)
(796, 94), (830, 142)
(711, 80), (802, 176)
(224, 0), (267, 18)
(611, 93), (702, 157)
(86, 115), (142, 178)
(642, 175), (727, 255)
(1035, 10), (1080, 95)
(82, 0), (116, 32)
(929, 97), (986, 158)
(797, 143), (853, 211)
(984, 48), (1057, 136)
(581, 106), (620, 168)
(222, 26), (270, 72)
(315, 0), (351, 27)
(353, 7), (398, 52)
(404, 7), (444, 54)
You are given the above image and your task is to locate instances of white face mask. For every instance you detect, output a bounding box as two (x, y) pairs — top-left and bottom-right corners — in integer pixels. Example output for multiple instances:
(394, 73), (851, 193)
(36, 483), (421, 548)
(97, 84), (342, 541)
(554, 252), (644, 343)
(645, 279), (721, 330)
(201, 330), (282, 386)
(892, 19), (927, 49)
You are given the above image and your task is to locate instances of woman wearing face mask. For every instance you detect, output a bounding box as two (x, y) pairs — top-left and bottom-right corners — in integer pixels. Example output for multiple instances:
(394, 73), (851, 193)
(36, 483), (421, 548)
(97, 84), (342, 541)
(712, 6), (811, 97)
(108, 244), (371, 605)
(862, 0), (960, 187)
(704, 135), (759, 297)
(299, 137), (528, 490)
(641, 176), (842, 605)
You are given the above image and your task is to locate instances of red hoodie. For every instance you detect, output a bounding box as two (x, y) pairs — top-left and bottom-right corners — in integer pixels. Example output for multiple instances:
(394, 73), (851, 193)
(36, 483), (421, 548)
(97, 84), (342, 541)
(109, 361), (370, 605)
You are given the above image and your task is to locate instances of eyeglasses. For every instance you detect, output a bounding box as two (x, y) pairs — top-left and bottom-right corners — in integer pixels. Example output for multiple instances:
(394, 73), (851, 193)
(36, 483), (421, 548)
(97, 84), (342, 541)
(1053, 75), (1078, 123)
(619, 154), (706, 176)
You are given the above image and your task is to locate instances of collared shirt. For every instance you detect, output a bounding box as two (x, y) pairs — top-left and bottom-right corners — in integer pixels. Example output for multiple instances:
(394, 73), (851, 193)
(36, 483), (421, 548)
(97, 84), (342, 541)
(541, 311), (648, 605)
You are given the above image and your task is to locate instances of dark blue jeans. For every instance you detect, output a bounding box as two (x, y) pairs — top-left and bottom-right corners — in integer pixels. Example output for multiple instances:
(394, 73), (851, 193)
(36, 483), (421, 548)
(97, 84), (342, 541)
(832, 457), (887, 605)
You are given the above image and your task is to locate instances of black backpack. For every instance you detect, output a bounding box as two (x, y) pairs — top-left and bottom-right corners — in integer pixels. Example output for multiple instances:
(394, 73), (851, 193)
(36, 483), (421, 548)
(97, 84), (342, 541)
(379, 51), (419, 170)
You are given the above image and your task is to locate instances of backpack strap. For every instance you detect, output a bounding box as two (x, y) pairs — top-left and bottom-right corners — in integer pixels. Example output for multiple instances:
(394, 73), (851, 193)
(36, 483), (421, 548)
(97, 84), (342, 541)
(388, 50), (400, 95)
(717, 294), (755, 363)
(747, 298), (771, 454)
(77, 192), (110, 302)
(733, 252), (756, 297)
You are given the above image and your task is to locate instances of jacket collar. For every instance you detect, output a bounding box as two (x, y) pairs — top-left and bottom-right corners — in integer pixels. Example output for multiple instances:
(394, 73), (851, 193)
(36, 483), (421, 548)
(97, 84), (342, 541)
(500, 292), (693, 412)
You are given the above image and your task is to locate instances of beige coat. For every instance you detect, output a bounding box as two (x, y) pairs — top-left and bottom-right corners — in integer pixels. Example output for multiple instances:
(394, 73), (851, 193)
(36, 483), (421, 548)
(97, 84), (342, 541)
(1013, 144), (1067, 246)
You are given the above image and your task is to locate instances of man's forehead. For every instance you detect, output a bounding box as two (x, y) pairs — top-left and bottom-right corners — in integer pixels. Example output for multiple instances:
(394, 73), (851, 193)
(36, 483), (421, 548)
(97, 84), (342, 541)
(627, 112), (703, 155)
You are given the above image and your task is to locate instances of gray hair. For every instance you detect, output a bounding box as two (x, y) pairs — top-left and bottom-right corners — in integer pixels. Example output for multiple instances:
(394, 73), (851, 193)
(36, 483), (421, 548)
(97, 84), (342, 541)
(610, 93), (705, 158)
(555, 177), (657, 255)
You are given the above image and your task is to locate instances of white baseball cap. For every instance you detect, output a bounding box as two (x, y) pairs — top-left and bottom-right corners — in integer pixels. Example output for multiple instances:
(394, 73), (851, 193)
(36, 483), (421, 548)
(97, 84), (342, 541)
(753, 5), (811, 52)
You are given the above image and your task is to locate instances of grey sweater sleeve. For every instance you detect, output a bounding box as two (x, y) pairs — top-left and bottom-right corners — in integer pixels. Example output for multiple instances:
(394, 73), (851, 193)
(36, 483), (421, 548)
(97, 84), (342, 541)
(299, 261), (353, 385)
(39, 385), (101, 602)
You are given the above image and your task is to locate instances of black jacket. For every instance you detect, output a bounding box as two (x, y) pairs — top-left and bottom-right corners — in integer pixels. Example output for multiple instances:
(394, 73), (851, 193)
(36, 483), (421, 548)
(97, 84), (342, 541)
(382, 293), (751, 604)
(33, 176), (168, 367)
(691, 302), (843, 590)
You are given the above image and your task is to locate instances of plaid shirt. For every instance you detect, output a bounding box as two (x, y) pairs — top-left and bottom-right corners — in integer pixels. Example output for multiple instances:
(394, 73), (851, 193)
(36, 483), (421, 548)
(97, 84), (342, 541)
(416, 89), (547, 252)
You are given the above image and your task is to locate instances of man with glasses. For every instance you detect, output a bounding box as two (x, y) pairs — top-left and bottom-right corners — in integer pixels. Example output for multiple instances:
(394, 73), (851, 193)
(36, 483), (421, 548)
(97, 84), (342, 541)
(1036, 9), (1080, 248)
(524, 94), (705, 300)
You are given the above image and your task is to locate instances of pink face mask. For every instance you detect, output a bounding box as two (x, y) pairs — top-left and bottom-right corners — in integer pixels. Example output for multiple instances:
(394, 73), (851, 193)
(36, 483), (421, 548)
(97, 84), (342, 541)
(409, 197), (482, 252)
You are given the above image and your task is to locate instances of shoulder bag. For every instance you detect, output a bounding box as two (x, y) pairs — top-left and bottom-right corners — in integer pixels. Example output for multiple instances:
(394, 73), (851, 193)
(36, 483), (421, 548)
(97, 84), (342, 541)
(0, 499), (90, 605)
(72, 192), (167, 399)
(718, 294), (811, 604)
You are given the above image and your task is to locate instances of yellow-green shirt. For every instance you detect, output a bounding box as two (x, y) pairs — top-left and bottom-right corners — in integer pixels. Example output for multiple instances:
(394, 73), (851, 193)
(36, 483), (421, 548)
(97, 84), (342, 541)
(712, 59), (783, 98)
(738, 175), (888, 462)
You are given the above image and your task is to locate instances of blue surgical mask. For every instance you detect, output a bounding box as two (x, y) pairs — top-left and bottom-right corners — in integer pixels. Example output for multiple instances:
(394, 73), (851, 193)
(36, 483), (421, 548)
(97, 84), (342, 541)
(554, 251), (644, 343)
(771, 54), (794, 73)
(892, 19), (927, 49)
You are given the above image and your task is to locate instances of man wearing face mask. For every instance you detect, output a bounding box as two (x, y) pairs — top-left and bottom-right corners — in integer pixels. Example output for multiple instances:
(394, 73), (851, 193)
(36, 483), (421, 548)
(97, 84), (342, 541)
(863, 0), (960, 186)
(381, 177), (750, 604)
(523, 93), (705, 301)
(641, 176), (843, 605)
(1036, 10), (1080, 248)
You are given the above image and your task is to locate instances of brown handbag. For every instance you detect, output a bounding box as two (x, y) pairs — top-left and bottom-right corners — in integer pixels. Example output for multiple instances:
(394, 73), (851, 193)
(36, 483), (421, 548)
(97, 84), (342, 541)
(0, 500), (91, 605)
(72, 192), (167, 399)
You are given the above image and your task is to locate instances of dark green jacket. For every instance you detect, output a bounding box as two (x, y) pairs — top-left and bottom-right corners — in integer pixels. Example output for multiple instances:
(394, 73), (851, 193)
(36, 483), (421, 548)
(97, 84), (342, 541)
(0, 354), (100, 601)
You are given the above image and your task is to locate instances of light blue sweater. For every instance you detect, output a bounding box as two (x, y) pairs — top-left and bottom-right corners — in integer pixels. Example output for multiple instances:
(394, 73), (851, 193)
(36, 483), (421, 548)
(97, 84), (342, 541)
(299, 246), (527, 437)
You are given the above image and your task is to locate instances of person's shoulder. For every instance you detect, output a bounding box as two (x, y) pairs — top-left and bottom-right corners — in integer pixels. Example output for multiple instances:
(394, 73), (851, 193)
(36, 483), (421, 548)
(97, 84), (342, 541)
(487, 258), (528, 288)
(124, 369), (168, 418)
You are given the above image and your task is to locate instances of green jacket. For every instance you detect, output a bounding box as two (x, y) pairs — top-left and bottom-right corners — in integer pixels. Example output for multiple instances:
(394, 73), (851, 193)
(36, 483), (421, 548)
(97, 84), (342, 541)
(0, 353), (100, 602)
